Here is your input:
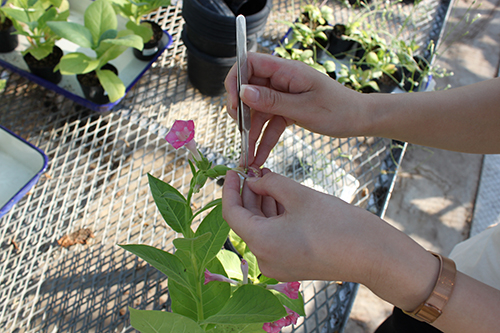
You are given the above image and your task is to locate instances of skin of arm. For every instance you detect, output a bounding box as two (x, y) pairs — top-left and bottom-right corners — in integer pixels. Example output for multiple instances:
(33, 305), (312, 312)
(225, 52), (500, 166)
(221, 170), (500, 333)
(223, 51), (500, 332)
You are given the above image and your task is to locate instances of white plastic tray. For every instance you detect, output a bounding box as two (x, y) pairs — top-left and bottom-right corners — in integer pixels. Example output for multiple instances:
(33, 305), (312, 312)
(0, 0), (172, 112)
(0, 126), (48, 218)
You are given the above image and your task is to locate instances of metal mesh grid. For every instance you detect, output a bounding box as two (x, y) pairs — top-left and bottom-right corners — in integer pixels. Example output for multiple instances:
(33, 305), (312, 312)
(0, 0), (451, 332)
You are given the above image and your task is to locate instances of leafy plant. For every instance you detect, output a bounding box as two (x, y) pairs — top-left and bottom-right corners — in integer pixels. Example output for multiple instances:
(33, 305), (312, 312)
(46, 0), (143, 102)
(274, 46), (335, 75)
(110, 0), (170, 43)
(123, 120), (306, 333)
(3, 0), (69, 60)
(337, 62), (380, 92)
(1, 0), (13, 25)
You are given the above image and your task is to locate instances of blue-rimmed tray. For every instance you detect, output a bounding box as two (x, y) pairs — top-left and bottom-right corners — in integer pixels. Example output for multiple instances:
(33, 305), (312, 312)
(0, 125), (49, 218)
(0, 0), (172, 112)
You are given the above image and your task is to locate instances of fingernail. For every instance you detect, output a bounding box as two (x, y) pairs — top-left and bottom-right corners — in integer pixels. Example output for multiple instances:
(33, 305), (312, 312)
(241, 85), (259, 103)
(245, 176), (260, 182)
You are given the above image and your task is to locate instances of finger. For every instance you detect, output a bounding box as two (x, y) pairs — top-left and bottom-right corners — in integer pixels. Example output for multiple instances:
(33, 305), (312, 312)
(260, 169), (279, 217)
(221, 171), (256, 234)
(247, 111), (272, 165)
(253, 115), (289, 167)
(245, 172), (305, 210)
(224, 62), (239, 118)
(241, 179), (264, 216)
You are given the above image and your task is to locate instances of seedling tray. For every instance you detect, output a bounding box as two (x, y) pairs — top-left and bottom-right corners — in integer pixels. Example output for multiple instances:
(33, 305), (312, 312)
(0, 0), (172, 112)
(0, 126), (48, 218)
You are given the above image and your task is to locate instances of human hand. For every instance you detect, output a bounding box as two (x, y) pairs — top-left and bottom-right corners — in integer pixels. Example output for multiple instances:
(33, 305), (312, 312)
(221, 170), (440, 312)
(224, 52), (370, 167)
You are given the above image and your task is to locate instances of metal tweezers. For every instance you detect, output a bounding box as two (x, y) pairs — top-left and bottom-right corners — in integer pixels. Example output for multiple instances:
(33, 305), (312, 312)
(236, 14), (251, 172)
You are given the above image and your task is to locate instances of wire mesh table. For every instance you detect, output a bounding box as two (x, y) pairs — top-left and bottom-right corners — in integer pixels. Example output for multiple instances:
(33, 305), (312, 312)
(0, 0), (452, 331)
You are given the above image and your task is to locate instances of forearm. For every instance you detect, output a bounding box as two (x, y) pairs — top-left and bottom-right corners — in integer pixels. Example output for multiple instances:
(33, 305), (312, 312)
(367, 231), (500, 333)
(362, 77), (500, 153)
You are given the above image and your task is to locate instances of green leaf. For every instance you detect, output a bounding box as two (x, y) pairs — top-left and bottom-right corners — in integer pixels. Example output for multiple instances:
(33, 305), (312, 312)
(126, 20), (153, 43)
(323, 60), (336, 73)
(217, 249), (243, 281)
(270, 289), (305, 317)
(129, 307), (205, 333)
(193, 198), (221, 220)
(98, 28), (118, 45)
(26, 41), (54, 60)
(46, 21), (94, 48)
(96, 68), (125, 103)
(207, 323), (265, 333)
(119, 244), (191, 289)
(169, 257), (231, 321)
(194, 205), (230, 269)
(202, 285), (287, 325)
(148, 173), (191, 235)
(84, 0), (117, 46)
(173, 232), (211, 254)
(57, 52), (100, 75)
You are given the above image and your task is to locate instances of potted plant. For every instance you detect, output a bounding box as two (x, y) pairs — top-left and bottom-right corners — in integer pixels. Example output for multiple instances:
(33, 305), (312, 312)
(0, 0), (18, 53)
(46, 0), (143, 104)
(274, 45), (336, 77)
(123, 120), (306, 333)
(337, 62), (380, 93)
(3, 0), (69, 84)
(110, 0), (170, 61)
(278, 3), (333, 61)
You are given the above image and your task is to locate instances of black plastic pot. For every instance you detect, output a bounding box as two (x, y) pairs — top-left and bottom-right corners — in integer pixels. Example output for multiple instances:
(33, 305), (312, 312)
(182, 29), (236, 96)
(401, 55), (429, 92)
(133, 21), (168, 61)
(23, 45), (63, 84)
(182, 0), (271, 57)
(0, 18), (19, 53)
(328, 24), (359, 59)
(377, 72), (400, 93)
(77, 63), (118, 104)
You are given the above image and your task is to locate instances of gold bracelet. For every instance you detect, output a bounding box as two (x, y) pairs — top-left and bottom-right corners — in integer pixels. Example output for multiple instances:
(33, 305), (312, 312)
(403, 251), (457, 323)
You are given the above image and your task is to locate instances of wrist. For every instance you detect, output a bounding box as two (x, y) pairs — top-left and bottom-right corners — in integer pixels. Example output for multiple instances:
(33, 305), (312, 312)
(365, 232), (441, 312)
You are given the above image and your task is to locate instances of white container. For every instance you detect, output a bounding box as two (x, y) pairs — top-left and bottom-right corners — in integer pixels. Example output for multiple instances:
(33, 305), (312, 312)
(0, 126), (48, 218)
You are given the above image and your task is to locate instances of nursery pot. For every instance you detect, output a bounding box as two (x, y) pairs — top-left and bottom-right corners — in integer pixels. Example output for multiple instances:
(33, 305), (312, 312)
(133, 21), (168, 61)
(0, 18), (19, 53)
(77, 63), (118, 104)
(401, 55), (429, 92)
(376, 72), (400, 93)
(182, 28), (236, 96)
(328, 24), (359, 59)
(23, 45), (63, 84)
(182, 0), (271, 57)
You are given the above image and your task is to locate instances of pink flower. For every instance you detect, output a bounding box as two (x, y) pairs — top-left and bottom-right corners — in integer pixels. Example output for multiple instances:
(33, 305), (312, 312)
(266, 281), (300, 299)
(241, 259), (249, 284)
(204, 269), (238, 285)
(165, 120), (201, 160)
(263, 307), (300, 333)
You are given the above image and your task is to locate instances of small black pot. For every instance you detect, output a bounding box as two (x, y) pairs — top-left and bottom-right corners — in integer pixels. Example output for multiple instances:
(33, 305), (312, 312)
(133, 21), (168, 61)
(23, 45), (63, 84)
(182, 29), (236, 96)
(377, 72), (400, 93)
(0, 18), (19, 53)
(401, 55), (429, 92)
(182, 0), (271, 57)
(77, 63), (118, 104)
(184, 24), (257, 58)
(328, 24), (359, 59)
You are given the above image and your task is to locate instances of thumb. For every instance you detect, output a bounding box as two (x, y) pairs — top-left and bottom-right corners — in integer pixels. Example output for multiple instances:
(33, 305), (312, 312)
(245, 172), (305, 208)
(240, 84), (306, 120)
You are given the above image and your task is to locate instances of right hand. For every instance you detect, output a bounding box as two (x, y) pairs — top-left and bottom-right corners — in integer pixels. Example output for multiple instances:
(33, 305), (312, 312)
(224, 52), (370, 167)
